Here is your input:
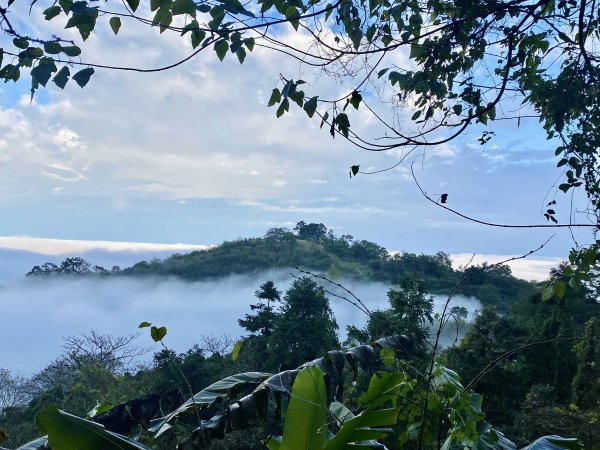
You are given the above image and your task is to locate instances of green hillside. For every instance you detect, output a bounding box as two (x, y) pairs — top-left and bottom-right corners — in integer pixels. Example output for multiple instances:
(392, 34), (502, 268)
(27, 222), (537, 309)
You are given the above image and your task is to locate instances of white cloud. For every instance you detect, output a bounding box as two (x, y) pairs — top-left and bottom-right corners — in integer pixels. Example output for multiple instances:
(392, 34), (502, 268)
(0, 236), (210, 256)
(451, 253), (562, 281)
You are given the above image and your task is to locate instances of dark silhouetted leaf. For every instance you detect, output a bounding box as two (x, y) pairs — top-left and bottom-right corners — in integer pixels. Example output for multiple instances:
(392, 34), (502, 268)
(214, 40), (228, 61)
(52, 66), (70, 89)
(109, 17), (121, 34)
(72, 67), (94, 88)
(150, 325), (167, 342)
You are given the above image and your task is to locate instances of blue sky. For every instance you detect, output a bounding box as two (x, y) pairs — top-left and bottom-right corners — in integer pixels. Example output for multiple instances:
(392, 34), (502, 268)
(0, 2), (593, 271)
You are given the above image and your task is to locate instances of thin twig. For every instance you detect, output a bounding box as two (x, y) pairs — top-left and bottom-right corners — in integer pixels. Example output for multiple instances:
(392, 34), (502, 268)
(412, 163), (600, 229)
(292, 266), (373, 316)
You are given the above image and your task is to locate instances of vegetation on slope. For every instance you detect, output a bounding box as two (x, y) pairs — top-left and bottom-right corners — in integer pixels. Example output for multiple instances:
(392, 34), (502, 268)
(26, 222), (536, 310)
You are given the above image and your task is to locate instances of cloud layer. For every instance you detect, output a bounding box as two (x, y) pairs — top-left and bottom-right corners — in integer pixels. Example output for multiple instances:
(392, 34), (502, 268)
(0, 271), (480, 375)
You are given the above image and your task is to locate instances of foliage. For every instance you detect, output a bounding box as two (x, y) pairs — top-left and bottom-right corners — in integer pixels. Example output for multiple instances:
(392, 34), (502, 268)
(445, 282), (600, 449)
(571, 317), (600, 410)
(37, 405), (151, 450)
(268, 277), (340, 370)
(4, 333), (584, 450)
(239, 281), (282, 337)
(346, 275), (434, 345)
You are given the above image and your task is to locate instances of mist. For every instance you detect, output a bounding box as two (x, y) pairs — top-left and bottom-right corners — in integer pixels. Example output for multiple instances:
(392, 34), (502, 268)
(0, 271), (481, 375)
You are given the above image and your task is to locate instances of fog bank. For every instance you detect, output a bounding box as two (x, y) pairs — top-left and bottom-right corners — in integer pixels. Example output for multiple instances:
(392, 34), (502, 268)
(0, 272), (480, 374)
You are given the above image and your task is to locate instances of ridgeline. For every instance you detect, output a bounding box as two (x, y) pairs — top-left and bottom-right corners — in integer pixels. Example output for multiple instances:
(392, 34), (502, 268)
(26, 222), (536, 309)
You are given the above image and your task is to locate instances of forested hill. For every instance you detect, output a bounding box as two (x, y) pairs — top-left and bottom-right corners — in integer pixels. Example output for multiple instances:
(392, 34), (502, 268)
(26, 222), (537, 309)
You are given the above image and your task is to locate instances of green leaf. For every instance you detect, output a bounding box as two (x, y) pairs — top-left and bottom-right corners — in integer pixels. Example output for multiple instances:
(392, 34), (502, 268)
(303, 96), (318, 118)
(125, 0), (140, 11)
(52, 66), (70, 89)
(87, 402), (114, 419)
(380, 347), (395, 367)
(279, 366), (328, 450)
(244, 37), (255, 51)
(59, 0), (73, 12)
(182, 20), (206, 48)
(37, 405), (152, 450)
(359, 372), (404, 410)
(325, 408), (398, 450)
(276, 98), (289, 118)
(453, 104), (463, 115)
(366, 24), (376, 42)
(320, 111), (329, 128)
(138, 321), (152, 328)
(31, 59), (58, 87)
(64, 2), (99, 40)
(377, 68), (389, 78)
(172, 0), (197, 15)
(152, 8), (173, 32)
(335, 113), (350, 137)
(181, 19), (198, 34)
(109, 17), (121, 34)
(44, 42), (62, 54)
(541, 285), (554, 301)
(214, 40), (229, 61)
(554, 280), (566, 299)
(487, 103), (496, 120)
(409, 44), (424, 59)
(231, 339), (243, 361)
(268, 88), (281, 107)
(0, 64), (20, 82)
(44, 6), (62, 20)
(13, 38), (29, 49)
(150, 325), (167, 342)
(236, 47), (246, 64)
(72, 67), (94, 88)
(208, 7), (225, 29)
(61, 45), (81, 57)
(284, 6), (300, 30)
(349, 90), (362, 109)
(329, 401), (354, 426)
(411, 110), (422, 120)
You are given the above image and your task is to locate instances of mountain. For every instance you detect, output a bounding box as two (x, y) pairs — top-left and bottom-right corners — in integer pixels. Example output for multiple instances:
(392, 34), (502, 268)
(25, 223), (537, 309)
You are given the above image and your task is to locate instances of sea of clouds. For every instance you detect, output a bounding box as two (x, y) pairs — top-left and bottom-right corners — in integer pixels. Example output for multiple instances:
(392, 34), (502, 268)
(0, 267), (481, 375)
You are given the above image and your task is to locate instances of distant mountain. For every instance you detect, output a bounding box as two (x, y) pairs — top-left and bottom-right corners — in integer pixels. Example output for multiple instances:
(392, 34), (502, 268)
(23, 223), (538, 309)
(0, 247), (179, 284)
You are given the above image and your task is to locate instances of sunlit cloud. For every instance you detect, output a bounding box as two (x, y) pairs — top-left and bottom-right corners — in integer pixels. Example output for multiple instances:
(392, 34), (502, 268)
(451, 253), (561, 282)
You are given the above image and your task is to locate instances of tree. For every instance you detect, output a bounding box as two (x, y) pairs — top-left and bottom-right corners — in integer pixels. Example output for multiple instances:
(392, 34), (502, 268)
(294, 222), (329, 242)
(346, 275), (434, 345)
(572, 317), (600, 410)
(0, 369), (28, 411)
(269, 277), (339, 369)
(61, 331), (149, 373)
(446, 306), (530, 427)
(238, 281), (281, 337)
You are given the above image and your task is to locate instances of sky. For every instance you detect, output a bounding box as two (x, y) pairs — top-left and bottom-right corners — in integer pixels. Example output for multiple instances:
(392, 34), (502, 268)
(1, 7), (594, 269)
